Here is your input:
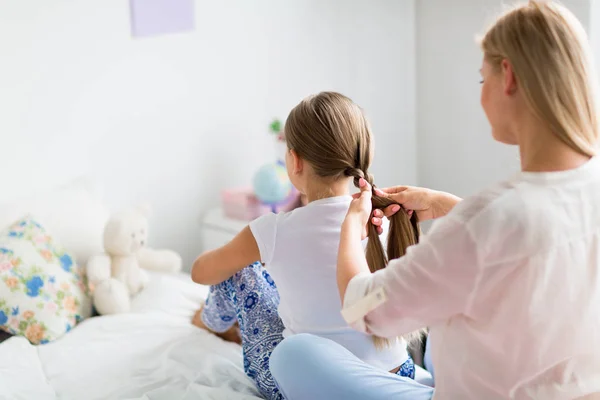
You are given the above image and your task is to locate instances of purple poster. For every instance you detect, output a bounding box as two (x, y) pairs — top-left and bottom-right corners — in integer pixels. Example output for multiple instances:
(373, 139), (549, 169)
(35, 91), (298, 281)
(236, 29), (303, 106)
(130, 0), (195, 38)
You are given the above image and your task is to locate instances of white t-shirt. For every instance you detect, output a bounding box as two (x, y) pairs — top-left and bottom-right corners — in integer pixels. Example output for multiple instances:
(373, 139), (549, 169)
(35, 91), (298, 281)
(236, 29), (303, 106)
(344, 157), (600, 399)
(250, 195), (408, 371)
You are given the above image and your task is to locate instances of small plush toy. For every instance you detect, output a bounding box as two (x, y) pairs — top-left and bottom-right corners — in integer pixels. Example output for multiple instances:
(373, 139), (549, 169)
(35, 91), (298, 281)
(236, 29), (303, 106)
(86, 205), (182, 315)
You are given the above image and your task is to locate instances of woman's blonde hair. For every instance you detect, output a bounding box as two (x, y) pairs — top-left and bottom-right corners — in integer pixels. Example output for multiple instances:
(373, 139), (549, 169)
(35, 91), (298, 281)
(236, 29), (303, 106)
(285, 92), (424, 348)
(480, 0), (599, 156)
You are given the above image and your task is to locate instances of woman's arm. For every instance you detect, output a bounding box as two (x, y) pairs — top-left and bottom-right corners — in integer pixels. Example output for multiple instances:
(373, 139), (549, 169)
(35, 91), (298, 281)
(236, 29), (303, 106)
(338, 180), (463, 298)
(337, 179), (374, 300)
(191, 226), (260, 285)
(338, 180), (479, 337)
(375, 186), (462, 222)
(337, 215), (371, 300)
(340, 216), (480, 337)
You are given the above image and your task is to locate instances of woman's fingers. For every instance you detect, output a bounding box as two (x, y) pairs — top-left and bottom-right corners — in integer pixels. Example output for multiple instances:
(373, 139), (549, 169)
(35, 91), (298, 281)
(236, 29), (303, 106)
(358, 178), (371, 193)
(357, 179), (372, 206)
(375, 188), (410, 210)
(376, 186), (409, 195)
(355, 183), (416, 227)
(382, 204), (401, 218)
(372, 205), (412, 227)
(352, 179), (372, 199)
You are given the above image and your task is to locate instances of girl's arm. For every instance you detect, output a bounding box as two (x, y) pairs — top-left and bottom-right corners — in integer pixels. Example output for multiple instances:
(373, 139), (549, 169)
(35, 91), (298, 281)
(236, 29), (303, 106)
(191, 226), (260, 285)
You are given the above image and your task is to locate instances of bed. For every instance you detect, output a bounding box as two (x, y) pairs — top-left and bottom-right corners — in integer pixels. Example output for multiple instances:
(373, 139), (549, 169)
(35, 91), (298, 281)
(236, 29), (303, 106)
(0, 176), (262, 400)
(0, 175), (432, 400)
(0, 270), (262, 400)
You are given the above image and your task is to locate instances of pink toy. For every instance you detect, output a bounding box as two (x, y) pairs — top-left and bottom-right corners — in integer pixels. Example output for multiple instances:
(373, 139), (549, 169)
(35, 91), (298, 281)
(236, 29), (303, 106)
(221, 187), (300, 221)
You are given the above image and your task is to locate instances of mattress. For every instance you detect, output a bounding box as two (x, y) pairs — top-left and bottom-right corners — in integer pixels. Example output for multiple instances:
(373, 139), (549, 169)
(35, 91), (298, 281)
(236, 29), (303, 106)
(0, 272), (262, 400)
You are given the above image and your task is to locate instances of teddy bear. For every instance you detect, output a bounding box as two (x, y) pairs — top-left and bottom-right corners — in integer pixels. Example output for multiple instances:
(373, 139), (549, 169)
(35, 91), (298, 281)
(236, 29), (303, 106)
(86, 205), (182, 315)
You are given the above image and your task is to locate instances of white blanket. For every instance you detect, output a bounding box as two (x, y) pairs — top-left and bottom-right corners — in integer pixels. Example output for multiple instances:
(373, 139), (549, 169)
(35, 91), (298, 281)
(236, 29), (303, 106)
(0, 272), (263, 400)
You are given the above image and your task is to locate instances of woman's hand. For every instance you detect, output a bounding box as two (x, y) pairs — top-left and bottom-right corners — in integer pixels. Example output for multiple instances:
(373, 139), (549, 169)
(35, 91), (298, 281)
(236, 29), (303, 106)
(371, 186), (462, 227)
(346, 178), (374, 240)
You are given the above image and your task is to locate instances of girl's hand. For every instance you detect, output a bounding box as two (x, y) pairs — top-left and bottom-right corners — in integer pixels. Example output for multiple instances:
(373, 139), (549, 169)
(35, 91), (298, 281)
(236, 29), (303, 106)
(346, 178), (374, 240)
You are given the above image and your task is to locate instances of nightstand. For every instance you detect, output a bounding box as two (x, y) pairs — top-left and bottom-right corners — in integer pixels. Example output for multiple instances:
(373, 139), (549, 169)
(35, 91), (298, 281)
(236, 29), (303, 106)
(200, 208), (249, 252)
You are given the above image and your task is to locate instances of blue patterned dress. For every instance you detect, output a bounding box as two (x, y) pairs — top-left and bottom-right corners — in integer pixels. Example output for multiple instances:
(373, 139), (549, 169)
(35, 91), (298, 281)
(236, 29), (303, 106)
(201, 262), (415, 400)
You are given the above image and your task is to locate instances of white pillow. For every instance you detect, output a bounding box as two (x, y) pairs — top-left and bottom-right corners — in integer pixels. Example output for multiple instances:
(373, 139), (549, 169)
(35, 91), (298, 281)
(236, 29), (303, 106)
(0, 176), (109, 266)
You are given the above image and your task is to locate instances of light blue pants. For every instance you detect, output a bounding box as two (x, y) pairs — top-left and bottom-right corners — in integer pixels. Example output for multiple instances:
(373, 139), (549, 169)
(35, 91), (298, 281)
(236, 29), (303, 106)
(270, 334), (436, 400)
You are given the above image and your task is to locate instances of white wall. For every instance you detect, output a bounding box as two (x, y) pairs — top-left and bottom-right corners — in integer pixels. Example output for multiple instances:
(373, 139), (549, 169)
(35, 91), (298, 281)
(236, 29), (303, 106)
(415, 0), (592, 198)
(592, 0), (600, 80)
(0, 0), (416, 268)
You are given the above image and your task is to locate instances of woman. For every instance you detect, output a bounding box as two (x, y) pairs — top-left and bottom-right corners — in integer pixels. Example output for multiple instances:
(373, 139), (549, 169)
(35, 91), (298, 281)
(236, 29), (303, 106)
(269, 1), (600, 399)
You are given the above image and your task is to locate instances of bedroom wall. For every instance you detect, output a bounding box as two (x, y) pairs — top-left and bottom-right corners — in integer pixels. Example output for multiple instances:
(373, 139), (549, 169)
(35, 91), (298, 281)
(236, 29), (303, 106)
(415, 0), (593, 198)
(592, 0), (600, 80)
(0, 0), (417, 268)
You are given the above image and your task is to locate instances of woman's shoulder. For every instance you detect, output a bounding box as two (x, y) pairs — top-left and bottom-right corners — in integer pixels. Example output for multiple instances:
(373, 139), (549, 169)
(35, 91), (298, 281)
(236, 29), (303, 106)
(441, 179), (548, 261)
(449, 180), (523, 223)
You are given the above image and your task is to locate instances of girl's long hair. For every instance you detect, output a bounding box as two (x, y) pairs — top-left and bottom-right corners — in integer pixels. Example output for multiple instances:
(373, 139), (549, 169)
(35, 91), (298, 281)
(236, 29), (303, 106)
(285, 92), (425, 348)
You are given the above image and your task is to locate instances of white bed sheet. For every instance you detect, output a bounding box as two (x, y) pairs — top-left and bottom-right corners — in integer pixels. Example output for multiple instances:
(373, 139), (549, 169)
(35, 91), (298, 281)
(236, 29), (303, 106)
(0, 336), (56, 399)
(1, 272), (263, 400)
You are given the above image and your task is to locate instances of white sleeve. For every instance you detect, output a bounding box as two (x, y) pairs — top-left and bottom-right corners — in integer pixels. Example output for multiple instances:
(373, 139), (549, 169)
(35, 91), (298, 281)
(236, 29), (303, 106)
(248, 213), (279, 265)
(342, 215), (481, 338)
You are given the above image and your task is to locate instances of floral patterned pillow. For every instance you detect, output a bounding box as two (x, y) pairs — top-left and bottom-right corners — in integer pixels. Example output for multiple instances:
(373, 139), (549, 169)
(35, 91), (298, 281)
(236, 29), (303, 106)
(0, 216), (92, 344)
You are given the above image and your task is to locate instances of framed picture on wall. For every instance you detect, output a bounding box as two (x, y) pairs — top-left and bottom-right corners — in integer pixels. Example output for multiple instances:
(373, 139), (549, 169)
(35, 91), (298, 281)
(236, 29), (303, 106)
(130, 0), (195, 38)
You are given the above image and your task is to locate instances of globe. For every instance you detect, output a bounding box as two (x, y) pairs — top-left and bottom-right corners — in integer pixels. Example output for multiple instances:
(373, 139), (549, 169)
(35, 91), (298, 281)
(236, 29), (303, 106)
(252, 163), (293, 204)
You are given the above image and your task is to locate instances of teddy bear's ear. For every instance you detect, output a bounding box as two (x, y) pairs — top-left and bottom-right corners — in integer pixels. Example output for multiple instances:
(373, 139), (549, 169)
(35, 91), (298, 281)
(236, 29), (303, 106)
(135, 203), (152, 217)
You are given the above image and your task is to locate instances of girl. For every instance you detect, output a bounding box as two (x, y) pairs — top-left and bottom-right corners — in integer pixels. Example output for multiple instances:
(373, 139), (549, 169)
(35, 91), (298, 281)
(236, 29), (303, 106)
(270, 2), (600, 399)
(191, 92), (422, 399)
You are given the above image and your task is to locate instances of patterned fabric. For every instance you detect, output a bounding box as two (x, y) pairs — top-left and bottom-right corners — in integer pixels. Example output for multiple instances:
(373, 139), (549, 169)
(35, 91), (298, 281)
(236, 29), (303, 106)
(0, 216), (92, 344)
(202, 262), (285, 400)
(396, 354), (416, 379)
(201, 263), (416, 400)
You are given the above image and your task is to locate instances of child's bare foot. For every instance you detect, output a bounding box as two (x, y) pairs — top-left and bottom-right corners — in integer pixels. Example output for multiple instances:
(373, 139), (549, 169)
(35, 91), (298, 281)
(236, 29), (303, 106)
(192, 304), (242, 345)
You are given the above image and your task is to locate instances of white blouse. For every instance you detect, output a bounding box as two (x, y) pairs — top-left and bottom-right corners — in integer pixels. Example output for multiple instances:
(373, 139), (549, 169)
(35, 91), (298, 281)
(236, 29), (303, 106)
(343, 157), (600, 399)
